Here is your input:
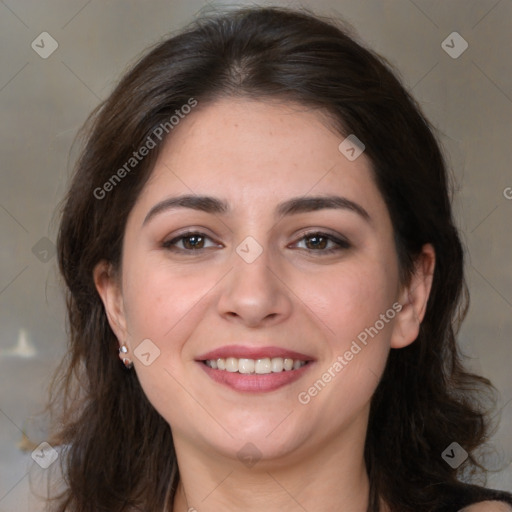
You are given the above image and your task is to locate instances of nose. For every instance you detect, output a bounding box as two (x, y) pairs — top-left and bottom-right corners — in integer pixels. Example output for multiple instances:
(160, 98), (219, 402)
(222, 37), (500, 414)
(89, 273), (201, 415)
(217, 244), (293, 328)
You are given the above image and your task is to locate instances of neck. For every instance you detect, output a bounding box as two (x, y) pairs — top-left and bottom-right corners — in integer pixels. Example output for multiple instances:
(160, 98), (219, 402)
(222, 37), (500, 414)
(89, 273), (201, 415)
(171, 413), (373, 512)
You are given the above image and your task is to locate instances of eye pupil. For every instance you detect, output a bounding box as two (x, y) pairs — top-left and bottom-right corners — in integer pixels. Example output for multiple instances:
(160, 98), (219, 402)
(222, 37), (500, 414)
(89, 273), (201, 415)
(306, 235), (327, 250)
(184, 235), (204, 249)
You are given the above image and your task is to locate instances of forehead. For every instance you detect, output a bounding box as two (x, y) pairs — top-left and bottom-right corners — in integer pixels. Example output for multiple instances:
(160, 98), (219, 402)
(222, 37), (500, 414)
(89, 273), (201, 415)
(132, 98), (385, 219)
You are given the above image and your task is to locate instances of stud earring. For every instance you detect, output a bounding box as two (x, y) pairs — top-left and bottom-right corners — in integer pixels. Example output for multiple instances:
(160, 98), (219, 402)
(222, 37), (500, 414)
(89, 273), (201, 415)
(118, 345), (133, 369)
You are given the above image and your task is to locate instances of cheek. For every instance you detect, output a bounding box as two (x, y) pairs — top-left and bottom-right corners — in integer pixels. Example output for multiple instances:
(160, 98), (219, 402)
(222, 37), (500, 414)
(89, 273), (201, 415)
(294, 255), (398, 408)
(120, 260), (214, 429)
(303, 258), (399, 348)
(122, 257), (216, 342)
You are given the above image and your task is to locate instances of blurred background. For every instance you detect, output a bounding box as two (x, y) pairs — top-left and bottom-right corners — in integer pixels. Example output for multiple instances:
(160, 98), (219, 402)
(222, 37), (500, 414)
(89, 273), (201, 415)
(0, 0), (511, 510)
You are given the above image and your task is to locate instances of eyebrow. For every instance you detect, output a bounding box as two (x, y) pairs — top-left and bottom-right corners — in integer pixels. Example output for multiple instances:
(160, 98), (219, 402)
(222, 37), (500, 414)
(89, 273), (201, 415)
(142, 194), (371, 226)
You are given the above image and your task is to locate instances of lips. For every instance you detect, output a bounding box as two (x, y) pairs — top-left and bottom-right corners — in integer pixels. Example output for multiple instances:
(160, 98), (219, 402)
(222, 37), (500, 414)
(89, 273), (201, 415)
(195, 345), (315, 393)
(196, 345), (314, 361)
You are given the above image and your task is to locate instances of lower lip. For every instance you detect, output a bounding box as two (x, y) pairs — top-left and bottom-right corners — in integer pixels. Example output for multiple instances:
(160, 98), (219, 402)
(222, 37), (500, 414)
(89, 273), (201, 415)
(197, 361), (314, 392)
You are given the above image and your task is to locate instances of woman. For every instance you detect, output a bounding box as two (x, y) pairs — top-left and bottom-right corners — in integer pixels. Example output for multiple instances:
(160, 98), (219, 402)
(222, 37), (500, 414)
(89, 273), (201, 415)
(45, 6), (512, 512)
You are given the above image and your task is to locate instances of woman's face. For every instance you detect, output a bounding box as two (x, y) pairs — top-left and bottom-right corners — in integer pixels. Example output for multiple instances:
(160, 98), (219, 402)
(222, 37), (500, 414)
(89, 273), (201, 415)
(96, 98), (432, 466)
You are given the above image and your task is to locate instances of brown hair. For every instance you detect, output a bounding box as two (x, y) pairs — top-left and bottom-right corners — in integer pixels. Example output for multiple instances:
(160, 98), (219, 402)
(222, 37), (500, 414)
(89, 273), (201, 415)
(46, 6), (497, 511)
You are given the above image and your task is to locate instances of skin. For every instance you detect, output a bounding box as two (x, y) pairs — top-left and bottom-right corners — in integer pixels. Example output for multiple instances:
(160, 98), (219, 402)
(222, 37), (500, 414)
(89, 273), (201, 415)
(94, 98), (435, 512)
(462, 504), (512, 512)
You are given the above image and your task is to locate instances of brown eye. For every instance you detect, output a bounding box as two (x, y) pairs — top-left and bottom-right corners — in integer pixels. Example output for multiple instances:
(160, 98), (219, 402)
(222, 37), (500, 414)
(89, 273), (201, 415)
(181, 234), (205, 250)
(293, 232), (351, 254)
(304, 234), (329, 250)
(163, 232), (219, 252)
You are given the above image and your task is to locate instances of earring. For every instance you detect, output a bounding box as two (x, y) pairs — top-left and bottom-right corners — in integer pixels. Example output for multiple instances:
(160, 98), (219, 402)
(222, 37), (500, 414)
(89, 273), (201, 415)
(118, 345), (133, 369)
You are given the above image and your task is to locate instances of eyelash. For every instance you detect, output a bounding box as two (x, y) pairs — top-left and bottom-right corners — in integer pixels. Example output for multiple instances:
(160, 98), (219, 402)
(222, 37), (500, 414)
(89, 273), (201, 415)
(162, 230), (351, 255)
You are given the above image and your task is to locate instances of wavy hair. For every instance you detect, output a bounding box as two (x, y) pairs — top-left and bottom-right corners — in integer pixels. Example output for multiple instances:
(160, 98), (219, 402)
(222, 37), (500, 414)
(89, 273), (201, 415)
(45, 6), (497, 511)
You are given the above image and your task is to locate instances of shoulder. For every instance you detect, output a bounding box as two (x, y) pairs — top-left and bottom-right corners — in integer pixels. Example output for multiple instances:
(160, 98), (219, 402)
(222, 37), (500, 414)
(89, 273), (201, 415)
(460, 502), (512, 512)
(434, 482), (512, 512)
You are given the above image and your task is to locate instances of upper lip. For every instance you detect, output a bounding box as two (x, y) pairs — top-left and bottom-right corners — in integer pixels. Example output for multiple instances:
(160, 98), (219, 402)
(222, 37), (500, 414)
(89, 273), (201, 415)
(196, 345), (315, 361)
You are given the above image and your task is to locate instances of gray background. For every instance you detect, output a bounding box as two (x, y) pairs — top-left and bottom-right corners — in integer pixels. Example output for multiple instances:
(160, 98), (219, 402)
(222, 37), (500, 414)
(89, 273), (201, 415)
(0, 0), (511, 510)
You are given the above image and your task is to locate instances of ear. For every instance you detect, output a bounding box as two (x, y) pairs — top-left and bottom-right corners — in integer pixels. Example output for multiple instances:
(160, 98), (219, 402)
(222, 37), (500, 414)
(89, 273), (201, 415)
(390, 243), (435, 349)
(93, 260), (128, 346)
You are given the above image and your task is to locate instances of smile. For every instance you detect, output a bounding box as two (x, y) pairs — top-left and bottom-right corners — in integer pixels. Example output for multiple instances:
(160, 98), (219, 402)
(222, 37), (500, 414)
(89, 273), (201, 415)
(196, 345), (314, 392)
(204, 357), (308, 374)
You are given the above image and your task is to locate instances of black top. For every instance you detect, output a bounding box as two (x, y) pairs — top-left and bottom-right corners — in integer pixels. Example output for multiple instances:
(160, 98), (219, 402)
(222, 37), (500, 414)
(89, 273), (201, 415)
(434, 482), (512, 511)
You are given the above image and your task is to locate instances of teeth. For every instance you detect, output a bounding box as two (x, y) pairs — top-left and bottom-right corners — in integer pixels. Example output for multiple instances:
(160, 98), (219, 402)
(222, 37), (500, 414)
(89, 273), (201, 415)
(293, 359), (303, 370)
(204, 357), (307, 374)
(225, 357), (238, 372)
(238, 358), (255, 374)
(255, 358), (272, 374)
(271, 358), (283, 372)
